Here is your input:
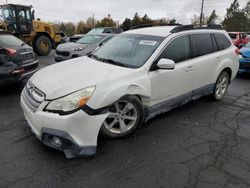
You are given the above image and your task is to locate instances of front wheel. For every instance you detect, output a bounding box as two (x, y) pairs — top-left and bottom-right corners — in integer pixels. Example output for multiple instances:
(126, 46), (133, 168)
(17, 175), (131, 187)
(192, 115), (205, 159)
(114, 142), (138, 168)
(100, 96), (144, 138)
(212, 71), (230, 101)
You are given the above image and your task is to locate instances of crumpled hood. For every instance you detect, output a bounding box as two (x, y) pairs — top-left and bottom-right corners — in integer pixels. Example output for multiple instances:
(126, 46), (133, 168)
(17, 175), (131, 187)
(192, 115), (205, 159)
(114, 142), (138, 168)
(57, 42), (87, 51)
(240, 47), (250, 58)
(30, 56), (134, 100)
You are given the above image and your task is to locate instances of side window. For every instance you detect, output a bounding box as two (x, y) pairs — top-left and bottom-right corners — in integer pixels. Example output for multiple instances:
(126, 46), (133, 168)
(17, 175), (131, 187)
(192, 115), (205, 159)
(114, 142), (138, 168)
(158, 35), (191, 63)
(104, 29), (112, 33)
(190, 34), (213, 58)
(213, 34), (231, 50)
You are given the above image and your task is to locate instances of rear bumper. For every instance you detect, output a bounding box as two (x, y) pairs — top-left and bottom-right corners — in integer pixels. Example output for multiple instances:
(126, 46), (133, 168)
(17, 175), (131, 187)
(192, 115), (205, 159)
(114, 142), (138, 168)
(0, 60), (38, 84)
(239, 59), (250, 73)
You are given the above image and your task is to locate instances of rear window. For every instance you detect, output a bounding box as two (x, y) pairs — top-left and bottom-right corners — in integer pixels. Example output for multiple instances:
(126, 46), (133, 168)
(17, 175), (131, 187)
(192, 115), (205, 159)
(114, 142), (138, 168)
(0, 34), (24, 47)
(213, 34), (231, 50)
(190, 34), (213, 58)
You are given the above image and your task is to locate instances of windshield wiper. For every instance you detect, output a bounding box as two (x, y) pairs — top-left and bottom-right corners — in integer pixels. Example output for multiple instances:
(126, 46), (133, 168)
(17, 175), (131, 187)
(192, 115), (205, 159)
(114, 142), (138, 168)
(100, 58), (133, 68)
(89, 54), (102, 61)
(89, 55), (136, 68)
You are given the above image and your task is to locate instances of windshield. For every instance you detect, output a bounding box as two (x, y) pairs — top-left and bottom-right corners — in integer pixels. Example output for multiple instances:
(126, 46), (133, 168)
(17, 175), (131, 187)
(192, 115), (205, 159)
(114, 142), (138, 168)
(76, 35), (104, 44)
(91, 33), (164, 68)
(1, 6), (15, 21)
(87, 28), (105, 35)
(0, 34), (25, 46)
(229, 33), (237, 39)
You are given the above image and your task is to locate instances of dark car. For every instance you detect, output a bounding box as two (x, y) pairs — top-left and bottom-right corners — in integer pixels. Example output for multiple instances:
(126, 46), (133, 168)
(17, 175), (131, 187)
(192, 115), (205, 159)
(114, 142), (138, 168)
(87, 27), (123, 35)
(55, 34), (116, 62)
(239, 42), (250, 74)
(0, 31), (38, 85)
(69, 34), (85, 43)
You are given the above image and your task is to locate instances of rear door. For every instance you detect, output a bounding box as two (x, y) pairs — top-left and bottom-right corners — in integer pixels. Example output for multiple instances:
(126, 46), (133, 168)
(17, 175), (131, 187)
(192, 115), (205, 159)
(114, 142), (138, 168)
(190, 33), (219, 97)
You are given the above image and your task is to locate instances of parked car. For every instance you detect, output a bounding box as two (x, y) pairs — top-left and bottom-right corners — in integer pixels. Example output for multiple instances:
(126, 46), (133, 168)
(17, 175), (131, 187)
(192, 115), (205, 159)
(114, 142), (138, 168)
(0, 31), (38, 85)
(239, 42), (250, 73)
(87, 27), (123, 35)
(69, 34), (85, 43)
(228, 32), (244, 46)
(237, 35), (250, 48)
(54, 34), (115, 62)
(56, 31), (68, 43)
(21, 25), (239, 158)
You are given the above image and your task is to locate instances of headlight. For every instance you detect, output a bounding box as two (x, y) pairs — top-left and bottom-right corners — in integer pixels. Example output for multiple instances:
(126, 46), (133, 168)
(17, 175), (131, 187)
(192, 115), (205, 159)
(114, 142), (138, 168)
(45, 86), (95, 113)
(73, 47), (85, 51)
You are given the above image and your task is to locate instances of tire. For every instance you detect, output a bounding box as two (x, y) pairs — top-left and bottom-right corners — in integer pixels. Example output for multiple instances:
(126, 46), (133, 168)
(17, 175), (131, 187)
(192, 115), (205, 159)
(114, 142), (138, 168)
(100, 96), (144, 138)
(34, 36), (52, 56)
(212, 71), (230, 101)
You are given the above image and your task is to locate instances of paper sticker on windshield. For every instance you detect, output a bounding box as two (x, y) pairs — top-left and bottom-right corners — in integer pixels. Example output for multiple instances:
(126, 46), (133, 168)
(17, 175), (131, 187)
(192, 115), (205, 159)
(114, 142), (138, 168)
(139, 40), (157, 46)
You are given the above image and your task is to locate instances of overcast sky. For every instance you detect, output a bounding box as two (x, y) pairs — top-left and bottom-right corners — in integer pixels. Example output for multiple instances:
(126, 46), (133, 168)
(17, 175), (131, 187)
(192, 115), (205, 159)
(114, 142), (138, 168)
(0, 0), (248, 24)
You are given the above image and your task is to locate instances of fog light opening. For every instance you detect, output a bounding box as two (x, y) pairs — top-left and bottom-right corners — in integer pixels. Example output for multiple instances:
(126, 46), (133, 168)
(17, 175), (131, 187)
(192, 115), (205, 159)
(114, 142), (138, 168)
(51, 136), (62, 147)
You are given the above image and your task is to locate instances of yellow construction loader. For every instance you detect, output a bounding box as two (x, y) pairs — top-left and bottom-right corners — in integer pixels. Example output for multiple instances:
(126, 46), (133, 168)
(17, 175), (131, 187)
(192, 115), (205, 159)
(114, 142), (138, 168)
(0, 4), (61, 56)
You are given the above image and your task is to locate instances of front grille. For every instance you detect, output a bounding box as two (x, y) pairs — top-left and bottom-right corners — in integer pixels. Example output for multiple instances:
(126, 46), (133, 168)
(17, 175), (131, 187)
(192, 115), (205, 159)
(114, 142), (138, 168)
(56, 50), (70, 56)
(22, 82), (45, 112)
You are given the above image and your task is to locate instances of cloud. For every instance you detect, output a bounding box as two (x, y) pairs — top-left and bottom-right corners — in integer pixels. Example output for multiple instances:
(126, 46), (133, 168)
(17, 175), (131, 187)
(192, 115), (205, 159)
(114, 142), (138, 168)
(0, 0), (247, 24)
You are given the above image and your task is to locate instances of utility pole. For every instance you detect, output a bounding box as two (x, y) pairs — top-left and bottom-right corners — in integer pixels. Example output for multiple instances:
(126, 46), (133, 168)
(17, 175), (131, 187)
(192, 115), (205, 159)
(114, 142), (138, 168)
(92, 14), (95, 29)
(200, 0), (205, 26)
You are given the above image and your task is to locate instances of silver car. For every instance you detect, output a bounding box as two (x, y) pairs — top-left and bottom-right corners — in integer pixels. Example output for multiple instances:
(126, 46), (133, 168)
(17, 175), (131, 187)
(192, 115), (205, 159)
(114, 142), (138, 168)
(54, 34), (115, 62)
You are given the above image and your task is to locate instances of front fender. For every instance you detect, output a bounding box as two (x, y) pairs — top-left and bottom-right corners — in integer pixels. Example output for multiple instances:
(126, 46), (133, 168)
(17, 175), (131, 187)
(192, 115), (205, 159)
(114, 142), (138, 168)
(87, 70), (151, 109)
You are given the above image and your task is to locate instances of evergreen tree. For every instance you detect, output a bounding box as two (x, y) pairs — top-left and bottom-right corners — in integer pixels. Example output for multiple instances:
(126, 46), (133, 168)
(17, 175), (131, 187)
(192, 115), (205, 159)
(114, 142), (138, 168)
(141, 14), (152, 24)
(169, 18), (177, 25)
(121, 18), (132, 31)
(131, 13), (142, 27)
(223, 0), (248, 31)
(96, 15), (117, 27)
(207, 9), (218, 25)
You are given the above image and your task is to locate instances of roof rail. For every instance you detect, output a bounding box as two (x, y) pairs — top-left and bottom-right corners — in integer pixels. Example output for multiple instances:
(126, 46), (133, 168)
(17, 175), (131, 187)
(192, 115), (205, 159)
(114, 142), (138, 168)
(131, 23), (182, 30)
(170, 24), (223, 33)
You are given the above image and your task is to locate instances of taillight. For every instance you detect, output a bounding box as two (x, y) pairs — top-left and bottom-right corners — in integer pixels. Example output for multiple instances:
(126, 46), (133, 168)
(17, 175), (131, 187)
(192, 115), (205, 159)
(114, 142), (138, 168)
(11, 68), (25, 74)
(6, 48), (17, 55)
(235, 48), (240, 55)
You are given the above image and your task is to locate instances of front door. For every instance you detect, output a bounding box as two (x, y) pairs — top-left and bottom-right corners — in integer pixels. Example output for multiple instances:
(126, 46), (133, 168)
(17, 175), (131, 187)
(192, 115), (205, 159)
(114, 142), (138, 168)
(149, 35), (194, 106)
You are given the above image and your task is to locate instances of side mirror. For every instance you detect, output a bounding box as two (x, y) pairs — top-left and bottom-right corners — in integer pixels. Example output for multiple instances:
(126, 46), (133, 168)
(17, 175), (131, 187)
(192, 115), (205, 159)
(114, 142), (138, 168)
(99, 42), (104, 47)
(157, 58), (175, 70)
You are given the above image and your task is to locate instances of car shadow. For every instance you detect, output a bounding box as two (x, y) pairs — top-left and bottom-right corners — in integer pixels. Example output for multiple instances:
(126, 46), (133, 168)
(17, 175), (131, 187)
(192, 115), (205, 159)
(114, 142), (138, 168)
(237, 73), (250, 80)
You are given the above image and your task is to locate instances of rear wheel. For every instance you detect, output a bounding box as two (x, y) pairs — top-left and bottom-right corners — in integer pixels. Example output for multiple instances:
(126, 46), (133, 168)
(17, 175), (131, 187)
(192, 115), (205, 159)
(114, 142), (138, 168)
(34, 36), (52, 56)
(100, 96), (144, 138)
(212, 71), (230, 101)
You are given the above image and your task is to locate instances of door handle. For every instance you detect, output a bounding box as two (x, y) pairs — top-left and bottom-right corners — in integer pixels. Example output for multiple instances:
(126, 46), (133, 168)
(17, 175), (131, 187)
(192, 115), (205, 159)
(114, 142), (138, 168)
(186, 65), (194, 72)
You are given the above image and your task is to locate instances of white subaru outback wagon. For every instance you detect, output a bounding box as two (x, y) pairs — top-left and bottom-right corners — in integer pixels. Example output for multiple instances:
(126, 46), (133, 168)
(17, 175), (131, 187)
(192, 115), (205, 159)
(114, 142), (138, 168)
(21, 25), (239, 158)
